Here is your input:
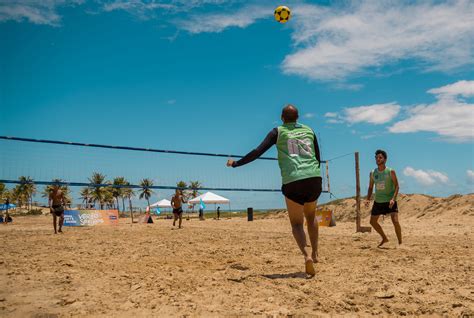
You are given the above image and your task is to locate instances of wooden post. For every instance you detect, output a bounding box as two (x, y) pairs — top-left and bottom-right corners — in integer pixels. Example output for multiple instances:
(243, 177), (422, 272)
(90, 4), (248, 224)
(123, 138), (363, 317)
(355, 152), (361, 232)
(325, 161), (330, 193)
(355, 152), (372, 233)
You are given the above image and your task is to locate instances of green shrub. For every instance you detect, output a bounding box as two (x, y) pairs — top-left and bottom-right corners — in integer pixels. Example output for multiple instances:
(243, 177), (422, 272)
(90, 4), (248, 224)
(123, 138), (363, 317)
(26, 209), (43, 215)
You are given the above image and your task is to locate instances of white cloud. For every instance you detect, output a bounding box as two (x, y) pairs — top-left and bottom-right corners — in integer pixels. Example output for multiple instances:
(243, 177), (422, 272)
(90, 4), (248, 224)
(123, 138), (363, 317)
(102, 1), (176, 15)
(282, 0), (474, 81)
(428, 80), (474, 98)
(166, 99), (176, 105)
(0, 0), (234, 25)
(343, 102), (401, 124)
(403, 167), (449, 186)
(303, 113), (315, 119)
(324, 112), (338, 118)
(389, 81), (474, 142)
(0, 0), (83, 26)
(467, 170), (474, 184)
(177, 5), (269, 34)
(102, 0), (230, 13)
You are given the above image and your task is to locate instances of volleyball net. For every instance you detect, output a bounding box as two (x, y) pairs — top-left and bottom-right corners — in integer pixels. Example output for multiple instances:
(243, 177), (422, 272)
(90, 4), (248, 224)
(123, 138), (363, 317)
(0, 136), (331, 211)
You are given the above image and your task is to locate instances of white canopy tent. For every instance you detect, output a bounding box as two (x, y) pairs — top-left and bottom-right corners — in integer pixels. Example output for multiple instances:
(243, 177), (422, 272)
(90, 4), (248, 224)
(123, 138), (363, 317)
(150, 199), (172, 208)
(188, 192), (231, 214)
(188, 192), (229, 204)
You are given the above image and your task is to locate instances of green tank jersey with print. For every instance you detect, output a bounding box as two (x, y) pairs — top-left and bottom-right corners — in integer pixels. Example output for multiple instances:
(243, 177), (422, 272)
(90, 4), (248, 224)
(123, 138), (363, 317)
(276, 123), (321, 185)
(372, 167), (395, 203)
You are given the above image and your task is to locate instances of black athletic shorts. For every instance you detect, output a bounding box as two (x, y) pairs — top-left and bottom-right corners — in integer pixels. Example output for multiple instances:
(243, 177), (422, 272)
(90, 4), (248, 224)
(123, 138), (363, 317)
(51, 204), (64, 217)
(173, 207), (183, 215)
(371, 201), (398, 216)
(281, 177), (322, 205)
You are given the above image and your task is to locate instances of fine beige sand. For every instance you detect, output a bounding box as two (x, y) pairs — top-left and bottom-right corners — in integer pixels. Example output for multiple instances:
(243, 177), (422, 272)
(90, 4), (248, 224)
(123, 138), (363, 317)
(1, 194), (473, 317)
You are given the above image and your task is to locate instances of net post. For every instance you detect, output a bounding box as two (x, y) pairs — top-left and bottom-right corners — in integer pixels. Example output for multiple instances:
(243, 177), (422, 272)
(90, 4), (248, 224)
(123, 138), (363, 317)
(355, 152), (361, 232)
(325, 161), (330, 193)
(355, 152), (371, 233)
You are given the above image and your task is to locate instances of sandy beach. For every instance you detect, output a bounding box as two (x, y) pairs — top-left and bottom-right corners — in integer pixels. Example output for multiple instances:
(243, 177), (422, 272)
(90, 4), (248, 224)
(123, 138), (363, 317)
(1, 194), (473, 317)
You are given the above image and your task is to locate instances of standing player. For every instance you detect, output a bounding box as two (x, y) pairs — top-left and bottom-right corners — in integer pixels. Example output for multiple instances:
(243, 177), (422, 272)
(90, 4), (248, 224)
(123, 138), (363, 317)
(365, 149), (402, 247)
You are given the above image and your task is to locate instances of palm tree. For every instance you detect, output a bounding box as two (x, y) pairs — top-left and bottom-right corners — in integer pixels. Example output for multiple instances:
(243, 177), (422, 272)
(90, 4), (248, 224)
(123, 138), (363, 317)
(0, 183), (10, 203)
(80, 187), (92, 209)
(120, 178), (130, 212)
(18, 176), (36, 210)
(11, 185), (23, 207)
(139, 178), (154, 210)
(103, 187), (115, 209)
(189, 181), (202, 198)
(188, 181), (202, 213)
(176, 180), (188, 200)
(122, 182), (135, 222)
(88, 172), (108, 209)
(112, 177), (126, 212)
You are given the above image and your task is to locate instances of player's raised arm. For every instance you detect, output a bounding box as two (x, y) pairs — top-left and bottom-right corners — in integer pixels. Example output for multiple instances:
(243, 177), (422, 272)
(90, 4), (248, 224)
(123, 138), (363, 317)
(226, 128), (277, 168)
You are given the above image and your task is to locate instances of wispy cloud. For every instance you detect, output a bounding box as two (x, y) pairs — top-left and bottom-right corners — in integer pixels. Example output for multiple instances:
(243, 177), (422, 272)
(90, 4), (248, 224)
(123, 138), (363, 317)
(403, 167), (449, 186)
(343, 103), (401, 125)
(324, 102), (400, 125)
(282, 0), (474, 81)
(428, 80), (474, 98)
(303, 113), (315, 119)
(324, 112), (338, 118)
(102, 0), (176, 19)
(0, 0), (83, 26)
(176, 4), (269, 34)
(166, 99), (176, 105)
(0, 0), (235, 25)
(389, 80), (474, 142)
(467, 170), (474, 184)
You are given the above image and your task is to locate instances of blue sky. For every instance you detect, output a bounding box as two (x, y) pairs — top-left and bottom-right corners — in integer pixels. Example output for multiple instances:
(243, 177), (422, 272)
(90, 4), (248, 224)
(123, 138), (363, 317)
(0, 0), (473, 208)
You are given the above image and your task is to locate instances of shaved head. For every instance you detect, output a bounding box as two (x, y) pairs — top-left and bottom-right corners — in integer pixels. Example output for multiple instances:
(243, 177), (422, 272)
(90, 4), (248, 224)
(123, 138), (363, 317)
(282, 104), (299, 123)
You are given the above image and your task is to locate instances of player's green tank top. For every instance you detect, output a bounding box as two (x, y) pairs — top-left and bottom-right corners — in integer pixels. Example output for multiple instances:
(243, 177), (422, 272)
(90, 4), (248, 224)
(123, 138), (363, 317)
(276, 123), (321, 185)
(372, 167), (395, 203)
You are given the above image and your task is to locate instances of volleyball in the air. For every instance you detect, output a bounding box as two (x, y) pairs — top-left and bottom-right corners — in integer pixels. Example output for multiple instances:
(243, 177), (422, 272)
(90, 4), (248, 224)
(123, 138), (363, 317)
(274, 6), (291, 23)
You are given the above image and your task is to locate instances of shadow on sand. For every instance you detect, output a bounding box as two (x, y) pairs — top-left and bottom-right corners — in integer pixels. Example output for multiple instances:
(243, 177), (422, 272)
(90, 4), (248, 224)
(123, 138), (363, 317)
(262, 272), (308, 279)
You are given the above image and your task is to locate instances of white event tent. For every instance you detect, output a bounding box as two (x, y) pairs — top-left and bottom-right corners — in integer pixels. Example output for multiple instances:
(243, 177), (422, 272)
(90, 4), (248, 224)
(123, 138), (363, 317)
(188, 192), (231, 212)
(150, 199), (172, 208)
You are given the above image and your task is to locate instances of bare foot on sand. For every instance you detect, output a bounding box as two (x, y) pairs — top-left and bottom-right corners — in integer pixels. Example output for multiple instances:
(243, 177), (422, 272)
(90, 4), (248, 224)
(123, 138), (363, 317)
(305, 257), (315, 277)
(311, 252), (319, 263)
(378, 238), (389, 248)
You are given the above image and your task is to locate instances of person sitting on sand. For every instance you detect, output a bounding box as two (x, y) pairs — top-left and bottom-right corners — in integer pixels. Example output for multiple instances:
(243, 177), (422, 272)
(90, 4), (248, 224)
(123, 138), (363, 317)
(227, 104), (322, 277)
(365, 149), (402, 247)
(171, 189), (186, 229)
(49, 185), (66, 234)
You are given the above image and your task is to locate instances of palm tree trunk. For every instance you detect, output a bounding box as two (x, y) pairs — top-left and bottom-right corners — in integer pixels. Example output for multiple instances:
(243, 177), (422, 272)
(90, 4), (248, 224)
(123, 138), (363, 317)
(129, 197), (134, 223)
(122, 197), (126, 213)
(116, 197), (120, 212)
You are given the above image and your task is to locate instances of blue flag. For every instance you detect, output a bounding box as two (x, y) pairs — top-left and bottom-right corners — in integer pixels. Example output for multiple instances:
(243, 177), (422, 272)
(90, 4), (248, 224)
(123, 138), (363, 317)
(200, 198), (206, 210)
